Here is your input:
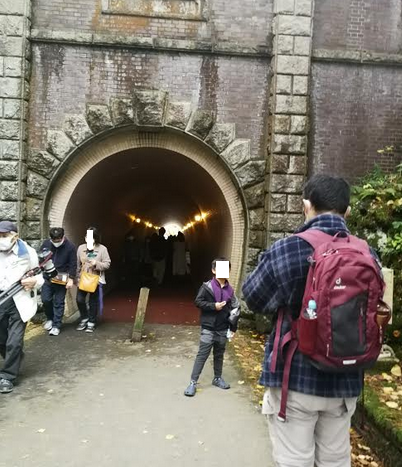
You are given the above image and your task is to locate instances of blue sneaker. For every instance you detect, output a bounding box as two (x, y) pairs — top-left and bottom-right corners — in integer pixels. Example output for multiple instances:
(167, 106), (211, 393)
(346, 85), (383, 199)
(212, 377), (230, 389)
(184, 380), (197, 397)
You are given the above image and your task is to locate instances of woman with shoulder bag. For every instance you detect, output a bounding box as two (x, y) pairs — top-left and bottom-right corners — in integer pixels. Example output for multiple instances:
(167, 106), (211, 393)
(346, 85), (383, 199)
(76, 227), (111, 333)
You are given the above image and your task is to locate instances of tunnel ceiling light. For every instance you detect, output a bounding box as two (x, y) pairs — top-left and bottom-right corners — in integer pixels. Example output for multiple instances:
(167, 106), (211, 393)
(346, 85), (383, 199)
(127, 213), (160, 230)
(183, 211), (211, 232)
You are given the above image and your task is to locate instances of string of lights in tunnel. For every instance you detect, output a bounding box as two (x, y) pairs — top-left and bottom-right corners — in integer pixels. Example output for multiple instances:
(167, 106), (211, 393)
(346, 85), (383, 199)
(126, 211), (210, 233)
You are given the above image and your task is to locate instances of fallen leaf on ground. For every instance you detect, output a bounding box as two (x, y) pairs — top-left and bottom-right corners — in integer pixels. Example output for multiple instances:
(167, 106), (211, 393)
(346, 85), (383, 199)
(37, 429), (46, 433)
(238, 380), (245, 385)
(382, 373), (393, 381)
(385, 401), (399, 409)
(165, 434), (175, 440)
(81, 439), (88, 443)
(382, 387), (393, 394)
(391, 365), (401, 377)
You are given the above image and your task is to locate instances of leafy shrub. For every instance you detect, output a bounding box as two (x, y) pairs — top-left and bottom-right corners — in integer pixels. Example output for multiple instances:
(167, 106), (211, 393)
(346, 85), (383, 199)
(348, 164), (402, 322)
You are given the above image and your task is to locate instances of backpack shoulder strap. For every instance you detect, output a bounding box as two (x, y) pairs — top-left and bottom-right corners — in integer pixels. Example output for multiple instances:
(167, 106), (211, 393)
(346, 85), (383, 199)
(294, 229), (333, 249)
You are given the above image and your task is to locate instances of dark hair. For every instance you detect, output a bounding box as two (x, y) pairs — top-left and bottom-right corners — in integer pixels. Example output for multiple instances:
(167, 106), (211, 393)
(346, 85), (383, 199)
(49, 227), (64, 240)
(87, 226), (101, 244)
(159, 227), (166, 236)
(212, 257), (231, 270)
(303, 175), (350, 215)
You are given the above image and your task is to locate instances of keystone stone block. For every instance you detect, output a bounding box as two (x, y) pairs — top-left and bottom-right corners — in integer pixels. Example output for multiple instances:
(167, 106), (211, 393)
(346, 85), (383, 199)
(134, 90), (167, 126)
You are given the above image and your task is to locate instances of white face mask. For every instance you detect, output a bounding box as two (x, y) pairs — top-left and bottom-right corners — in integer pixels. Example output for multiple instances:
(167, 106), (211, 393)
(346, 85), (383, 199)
(0, 236), (16, 252)
(51, 238), (64, 248)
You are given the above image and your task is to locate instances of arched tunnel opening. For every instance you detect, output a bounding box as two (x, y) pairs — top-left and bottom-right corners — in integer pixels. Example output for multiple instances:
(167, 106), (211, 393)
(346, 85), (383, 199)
(61, 147), (236, 324)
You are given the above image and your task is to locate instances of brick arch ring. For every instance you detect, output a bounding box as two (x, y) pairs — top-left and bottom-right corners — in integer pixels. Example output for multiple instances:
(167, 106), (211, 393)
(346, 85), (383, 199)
(26, 90), (265, 288)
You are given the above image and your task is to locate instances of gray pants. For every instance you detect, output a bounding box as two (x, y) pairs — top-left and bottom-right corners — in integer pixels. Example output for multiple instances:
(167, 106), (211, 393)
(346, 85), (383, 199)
(0, 297), (26, 381)
(190, 329), (227, 381)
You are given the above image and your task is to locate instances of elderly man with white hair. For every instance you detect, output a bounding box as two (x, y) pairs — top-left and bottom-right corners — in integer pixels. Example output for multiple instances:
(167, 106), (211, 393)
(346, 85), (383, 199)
(0, 221), (44, 393)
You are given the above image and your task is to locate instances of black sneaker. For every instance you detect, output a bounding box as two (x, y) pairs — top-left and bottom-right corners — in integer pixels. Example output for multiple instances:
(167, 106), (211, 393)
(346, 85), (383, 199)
(212, 377), (230, 390)
(0, 378), (13, 394)
(184, 380), (197, 397)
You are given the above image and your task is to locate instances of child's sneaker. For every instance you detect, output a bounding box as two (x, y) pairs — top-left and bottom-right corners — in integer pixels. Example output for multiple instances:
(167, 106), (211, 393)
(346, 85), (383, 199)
(184, 380), (197, 397)
(212, 377), (230, 389)
(76, 319), (88, 331)
(85, 322), (95, 333)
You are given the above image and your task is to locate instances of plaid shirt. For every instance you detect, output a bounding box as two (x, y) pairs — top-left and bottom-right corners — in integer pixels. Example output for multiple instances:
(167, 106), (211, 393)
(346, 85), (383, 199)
(242, 214), (363, 398)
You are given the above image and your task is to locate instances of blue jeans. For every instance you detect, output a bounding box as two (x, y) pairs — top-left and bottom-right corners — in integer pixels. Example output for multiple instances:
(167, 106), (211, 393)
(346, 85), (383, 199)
(41, 280), (67, 329)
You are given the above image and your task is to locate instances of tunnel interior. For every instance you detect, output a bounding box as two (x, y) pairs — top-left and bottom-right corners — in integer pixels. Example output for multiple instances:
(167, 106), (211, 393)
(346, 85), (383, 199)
(62, 148), (234, 294)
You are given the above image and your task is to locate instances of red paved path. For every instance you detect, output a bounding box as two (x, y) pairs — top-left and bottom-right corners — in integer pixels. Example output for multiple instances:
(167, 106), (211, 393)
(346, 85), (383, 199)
(101, 285), (200, 325)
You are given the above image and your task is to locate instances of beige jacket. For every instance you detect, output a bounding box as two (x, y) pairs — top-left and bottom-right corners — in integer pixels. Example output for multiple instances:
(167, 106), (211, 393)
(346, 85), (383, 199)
(76, 243), (111, 285)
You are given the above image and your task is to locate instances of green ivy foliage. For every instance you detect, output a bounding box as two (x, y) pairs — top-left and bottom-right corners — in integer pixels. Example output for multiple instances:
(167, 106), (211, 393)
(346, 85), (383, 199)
(348, 163), (402, 320)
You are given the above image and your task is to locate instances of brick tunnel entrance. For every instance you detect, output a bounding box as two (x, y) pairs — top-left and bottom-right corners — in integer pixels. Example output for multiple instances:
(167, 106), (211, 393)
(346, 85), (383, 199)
(45, 131), (246, 325)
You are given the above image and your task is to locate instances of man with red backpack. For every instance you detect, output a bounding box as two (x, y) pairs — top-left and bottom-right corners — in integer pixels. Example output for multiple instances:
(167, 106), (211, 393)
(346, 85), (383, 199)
(243, 175), (388, 467)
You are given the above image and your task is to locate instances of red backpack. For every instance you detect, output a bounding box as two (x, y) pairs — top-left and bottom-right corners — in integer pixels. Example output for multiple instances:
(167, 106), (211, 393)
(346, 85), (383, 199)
(271, 230), (391, 421)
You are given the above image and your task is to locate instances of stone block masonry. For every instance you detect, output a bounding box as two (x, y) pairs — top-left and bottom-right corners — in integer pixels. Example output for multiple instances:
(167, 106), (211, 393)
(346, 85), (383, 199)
(266, 0), (314, 245)
(0, 0), (31, 233)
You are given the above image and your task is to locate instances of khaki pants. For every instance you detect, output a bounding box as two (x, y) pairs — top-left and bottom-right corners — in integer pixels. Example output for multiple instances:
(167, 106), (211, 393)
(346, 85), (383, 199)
(263, 388), (357, 467)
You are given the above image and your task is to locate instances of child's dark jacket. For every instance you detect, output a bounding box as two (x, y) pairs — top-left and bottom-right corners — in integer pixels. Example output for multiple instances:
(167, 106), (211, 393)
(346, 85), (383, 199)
(194, 279), (240, 332)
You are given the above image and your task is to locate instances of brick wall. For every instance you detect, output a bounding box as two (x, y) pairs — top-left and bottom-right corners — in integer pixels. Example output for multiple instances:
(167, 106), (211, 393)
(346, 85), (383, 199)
(29, 44), (270, 161)
(310, 62), (402, 179)
(314, 0), (402, 54)
(31, 0), (273, 48)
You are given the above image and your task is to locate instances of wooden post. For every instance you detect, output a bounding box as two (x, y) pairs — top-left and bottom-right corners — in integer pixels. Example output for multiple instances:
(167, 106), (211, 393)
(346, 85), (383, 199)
(131, 287), (150, 342)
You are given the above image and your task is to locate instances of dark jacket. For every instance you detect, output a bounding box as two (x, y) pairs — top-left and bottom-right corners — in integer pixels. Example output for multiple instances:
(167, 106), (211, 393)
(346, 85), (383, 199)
(194, 280), (240, 332)
(40, 238), (77, 279)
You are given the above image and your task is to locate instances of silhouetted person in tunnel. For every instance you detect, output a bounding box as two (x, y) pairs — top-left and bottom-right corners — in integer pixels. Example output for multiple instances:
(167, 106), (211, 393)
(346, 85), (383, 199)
(150, 228), (167, 286)
(173, 232), (188, 281)
(123, 232), (143, 287)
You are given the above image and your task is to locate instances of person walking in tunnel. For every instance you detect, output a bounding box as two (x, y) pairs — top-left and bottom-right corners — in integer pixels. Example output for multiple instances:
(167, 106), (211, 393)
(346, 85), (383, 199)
(40, 227), (76, 336)
(184, 258), (240, 397)
(0, 221), (44, 393)
(122, 231), (143, 287)
(150, 227), (167, 286)
(76, 227), (111, 333)
(172, 232), (188, 282)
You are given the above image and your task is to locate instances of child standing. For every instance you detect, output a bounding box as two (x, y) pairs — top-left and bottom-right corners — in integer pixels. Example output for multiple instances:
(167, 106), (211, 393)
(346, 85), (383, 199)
(184, 258), (240, 397)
